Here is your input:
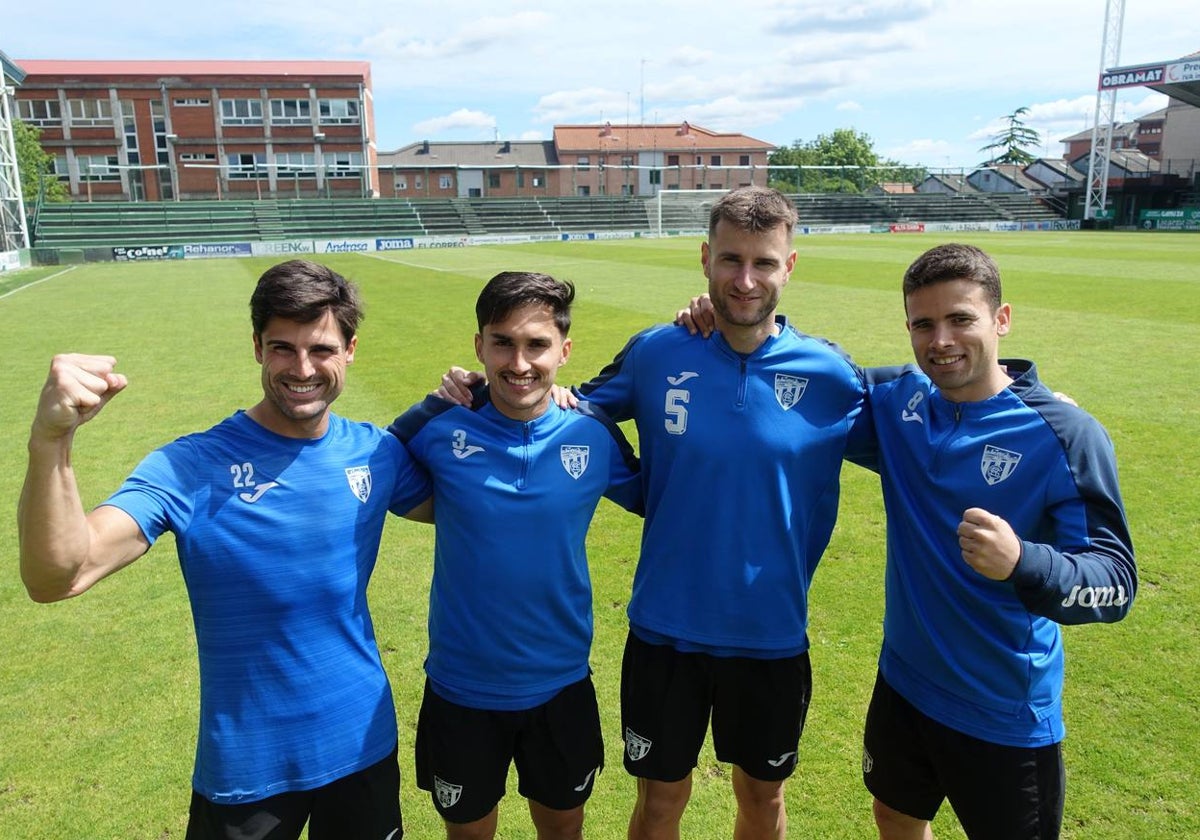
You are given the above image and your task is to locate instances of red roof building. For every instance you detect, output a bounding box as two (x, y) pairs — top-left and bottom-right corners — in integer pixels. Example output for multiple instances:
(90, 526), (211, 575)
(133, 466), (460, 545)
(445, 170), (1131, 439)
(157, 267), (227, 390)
(14, 59), (377, 201)
(552, 121), (774, 195)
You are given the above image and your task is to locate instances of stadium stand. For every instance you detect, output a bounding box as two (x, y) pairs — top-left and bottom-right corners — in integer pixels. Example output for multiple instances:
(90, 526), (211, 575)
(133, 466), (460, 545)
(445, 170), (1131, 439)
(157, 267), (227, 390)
(29, 192), (1067, 251)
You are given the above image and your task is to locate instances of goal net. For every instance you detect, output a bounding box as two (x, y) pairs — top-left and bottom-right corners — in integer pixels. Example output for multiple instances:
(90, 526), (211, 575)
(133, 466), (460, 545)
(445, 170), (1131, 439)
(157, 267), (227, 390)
(651, 189), (728, 238)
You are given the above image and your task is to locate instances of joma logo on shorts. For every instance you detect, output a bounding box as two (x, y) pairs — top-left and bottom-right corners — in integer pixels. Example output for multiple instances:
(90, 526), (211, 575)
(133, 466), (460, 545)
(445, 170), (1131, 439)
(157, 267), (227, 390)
(1061, 584), (1130, 609)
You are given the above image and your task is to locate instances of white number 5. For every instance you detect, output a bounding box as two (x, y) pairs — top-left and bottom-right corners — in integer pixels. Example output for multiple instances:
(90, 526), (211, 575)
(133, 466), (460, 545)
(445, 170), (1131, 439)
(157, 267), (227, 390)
(665, 389), (689, 435)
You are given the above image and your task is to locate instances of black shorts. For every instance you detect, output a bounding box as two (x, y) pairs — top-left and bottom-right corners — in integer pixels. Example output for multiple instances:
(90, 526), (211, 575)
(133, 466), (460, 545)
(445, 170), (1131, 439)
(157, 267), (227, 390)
(185, 746), (401, 840)
(415, 676), (604, 824)
(863, 672), (1064, 840)
(620, 631), (812, 783)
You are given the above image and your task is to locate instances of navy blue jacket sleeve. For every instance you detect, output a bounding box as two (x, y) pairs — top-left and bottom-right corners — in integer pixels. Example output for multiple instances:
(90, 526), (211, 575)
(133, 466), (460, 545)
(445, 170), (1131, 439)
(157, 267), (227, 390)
(1007, 396), (1136, 625)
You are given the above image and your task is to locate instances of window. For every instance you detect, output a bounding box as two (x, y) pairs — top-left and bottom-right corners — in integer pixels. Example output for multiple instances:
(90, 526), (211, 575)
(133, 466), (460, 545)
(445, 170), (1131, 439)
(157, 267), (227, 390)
(227, 153), (266, 179)
(532, 175), (543, 188)
(323, 152), (364, 177)
(68, 99), (113, 127)
(439, 174), (453, 189)
(621, 155), (635, 166)
(18, 99), (61, 126)
(576, 185), (590, 196)
(488, 173), (501, 188)
(150, 100), (170, 166)
(174, 98), (210, 107)
(52, 156), (70, 180)
(649, 169), (661, 185)
(220, 99), (263, 125)
(710, 155), (721, 166)
(695, 156), (702, 165)
(517, 171), (525, 188)
(415, 176), (423, 189)
(77, 155), (121, 181)
(739, 155), (751, 166)
(319, 99), (360, 124)
(667, 154), (679, 166)
(120, 100), (139, 164)
(180, 152), (217, 162)
(577, 156), (590, 170)
(276, 152), (316, 178)
(271, 99), (312, 125)
(396, 175), (408, 190)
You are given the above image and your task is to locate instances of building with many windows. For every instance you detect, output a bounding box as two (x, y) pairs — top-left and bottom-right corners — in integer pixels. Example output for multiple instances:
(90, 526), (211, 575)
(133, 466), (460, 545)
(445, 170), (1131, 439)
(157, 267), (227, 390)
(379, 122), (775, 198)
(14, 59), (376, 201)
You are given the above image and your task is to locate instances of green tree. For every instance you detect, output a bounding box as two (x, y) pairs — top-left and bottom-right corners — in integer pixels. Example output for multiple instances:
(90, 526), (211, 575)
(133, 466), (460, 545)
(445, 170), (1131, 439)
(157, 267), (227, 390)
(768, 128), (906, 193)
(14, 119), (68, 205)
(979, 107), (1041, 166)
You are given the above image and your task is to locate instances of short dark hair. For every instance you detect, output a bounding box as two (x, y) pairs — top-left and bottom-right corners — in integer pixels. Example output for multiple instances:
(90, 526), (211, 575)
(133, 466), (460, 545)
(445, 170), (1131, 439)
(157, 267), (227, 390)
(902, 243), (1002, 310)
(250, 260), (363, 344)
(475, 271), (575, 335)
(709, 186), (798, 237)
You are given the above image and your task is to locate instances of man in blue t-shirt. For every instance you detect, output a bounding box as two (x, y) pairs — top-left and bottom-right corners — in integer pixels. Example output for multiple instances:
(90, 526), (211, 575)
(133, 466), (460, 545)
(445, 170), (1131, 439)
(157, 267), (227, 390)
(678, 241), (1137, 838)
(18, 260), (431, 840)
(388, 271), (642, 840)
(440, 188), (868, 840)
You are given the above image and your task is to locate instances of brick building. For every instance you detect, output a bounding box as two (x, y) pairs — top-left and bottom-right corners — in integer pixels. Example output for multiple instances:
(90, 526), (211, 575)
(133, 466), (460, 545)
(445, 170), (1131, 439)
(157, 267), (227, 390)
(14, 59), (377, 201)
(379, 122), (775, 198)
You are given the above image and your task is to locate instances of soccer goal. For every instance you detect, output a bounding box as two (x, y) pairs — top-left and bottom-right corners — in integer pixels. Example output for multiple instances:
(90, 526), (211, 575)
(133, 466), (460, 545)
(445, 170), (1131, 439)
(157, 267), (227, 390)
(651, 189), (729, 238)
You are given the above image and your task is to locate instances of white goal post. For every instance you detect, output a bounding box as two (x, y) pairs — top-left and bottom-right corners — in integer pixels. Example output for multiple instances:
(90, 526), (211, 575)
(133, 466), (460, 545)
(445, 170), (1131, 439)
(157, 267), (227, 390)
(651, 189), (729, 238)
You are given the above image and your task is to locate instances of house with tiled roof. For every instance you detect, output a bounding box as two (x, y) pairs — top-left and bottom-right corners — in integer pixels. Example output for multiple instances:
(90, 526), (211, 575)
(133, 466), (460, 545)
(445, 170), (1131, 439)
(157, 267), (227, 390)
(1025, 157), (1086, 191)
(967, 163), (1047, 194)
(380, 122), (775, 198)
(552, 122), (774, 195)
(916, 173), (979, 195)
(378, 139), (558, 198)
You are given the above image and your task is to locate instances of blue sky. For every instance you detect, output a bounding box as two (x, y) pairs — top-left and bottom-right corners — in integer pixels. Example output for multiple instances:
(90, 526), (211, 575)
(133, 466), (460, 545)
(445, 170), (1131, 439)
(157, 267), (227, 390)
(7, 0), (1196, 167)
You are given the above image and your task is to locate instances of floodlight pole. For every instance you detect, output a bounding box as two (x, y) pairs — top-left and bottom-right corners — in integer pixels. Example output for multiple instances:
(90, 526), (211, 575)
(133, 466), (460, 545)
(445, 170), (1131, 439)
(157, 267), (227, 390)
(1084, 0), (1126, 221)
(0, 85), (31, 251)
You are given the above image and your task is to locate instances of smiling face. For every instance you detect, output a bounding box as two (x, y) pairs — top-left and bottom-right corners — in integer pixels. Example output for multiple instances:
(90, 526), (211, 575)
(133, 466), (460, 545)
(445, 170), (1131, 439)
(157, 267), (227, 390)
(475, 302), (571, 422)
(250, 310), (356, 438)
(701, 218), (797, 353)
(905, 278), (1012, 403)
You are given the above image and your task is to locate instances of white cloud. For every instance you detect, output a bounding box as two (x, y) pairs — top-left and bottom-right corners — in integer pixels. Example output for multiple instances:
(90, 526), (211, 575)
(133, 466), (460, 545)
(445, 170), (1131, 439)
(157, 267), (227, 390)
(772, 0), (940, 34)
(837, 100), (863, 112)
(883, 138), (954, 163)
(413, 109), (497, 135)
(358, 11), (550, 60)
(667, 46), (713, 67)
(532, 88), (629, 125)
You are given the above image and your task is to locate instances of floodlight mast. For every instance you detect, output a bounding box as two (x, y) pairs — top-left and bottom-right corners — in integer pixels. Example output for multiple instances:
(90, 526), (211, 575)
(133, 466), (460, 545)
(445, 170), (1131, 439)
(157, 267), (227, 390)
(0, 85), (31, 251)
(1084, 0), (1126, 221)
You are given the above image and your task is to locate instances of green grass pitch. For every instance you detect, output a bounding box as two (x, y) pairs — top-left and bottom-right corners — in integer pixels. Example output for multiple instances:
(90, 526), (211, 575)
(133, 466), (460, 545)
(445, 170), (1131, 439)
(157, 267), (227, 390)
(1, 230), (1197, 838)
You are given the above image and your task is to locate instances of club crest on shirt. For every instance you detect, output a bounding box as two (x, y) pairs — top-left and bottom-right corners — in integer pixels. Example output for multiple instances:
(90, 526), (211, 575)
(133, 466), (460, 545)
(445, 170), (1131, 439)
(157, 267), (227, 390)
(980, 445), (1022, 486)
(774, 374), (809, 411)
(345, 466), (372, 503)
(625, 727), (652, 761)
(561, 445), (590, 479)
(434, 776), (462, 809)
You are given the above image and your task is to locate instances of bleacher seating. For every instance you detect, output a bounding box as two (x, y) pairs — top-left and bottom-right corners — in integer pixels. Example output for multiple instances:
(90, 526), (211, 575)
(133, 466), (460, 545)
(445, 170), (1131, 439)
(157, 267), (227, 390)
(538, 196), (651, 232)
(32, 200), (261, 247)
(29, 191), (1067, 251)
(978, 194), (1064, 221)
